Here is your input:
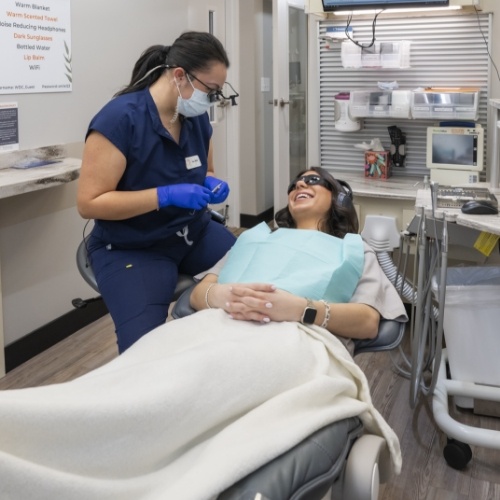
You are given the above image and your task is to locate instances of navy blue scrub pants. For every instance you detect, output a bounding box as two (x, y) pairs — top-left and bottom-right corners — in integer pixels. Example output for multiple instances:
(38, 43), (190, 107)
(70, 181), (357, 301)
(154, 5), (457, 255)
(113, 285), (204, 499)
(88, 214), (236, 353)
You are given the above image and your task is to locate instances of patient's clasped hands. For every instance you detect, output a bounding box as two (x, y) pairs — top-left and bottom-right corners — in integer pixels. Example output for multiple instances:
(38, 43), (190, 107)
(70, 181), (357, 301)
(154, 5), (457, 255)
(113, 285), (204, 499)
(209, 283), (304, 324)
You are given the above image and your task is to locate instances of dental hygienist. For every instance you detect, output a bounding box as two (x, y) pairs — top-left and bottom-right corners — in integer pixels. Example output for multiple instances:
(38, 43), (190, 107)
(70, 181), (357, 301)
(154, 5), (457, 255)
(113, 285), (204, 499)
(77, 31), (237, 353)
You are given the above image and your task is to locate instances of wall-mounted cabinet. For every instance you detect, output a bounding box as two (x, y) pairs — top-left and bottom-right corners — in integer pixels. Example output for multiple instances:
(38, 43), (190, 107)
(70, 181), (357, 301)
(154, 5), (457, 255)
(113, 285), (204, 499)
(341, 40), (411, 69)
(348, 88), (480, 121)
(350, 90), (412, 119)
(411, 88), (480, 121)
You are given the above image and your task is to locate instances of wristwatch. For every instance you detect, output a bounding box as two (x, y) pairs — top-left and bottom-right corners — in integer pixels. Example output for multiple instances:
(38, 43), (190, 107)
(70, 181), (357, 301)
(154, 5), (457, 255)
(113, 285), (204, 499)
(301, 298), (317, 325)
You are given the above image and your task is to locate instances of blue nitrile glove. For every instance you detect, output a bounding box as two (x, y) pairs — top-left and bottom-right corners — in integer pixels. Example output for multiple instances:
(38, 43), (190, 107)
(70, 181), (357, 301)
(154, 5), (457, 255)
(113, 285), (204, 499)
(157, 184), (212, 210)
(204, 176), (230, 204)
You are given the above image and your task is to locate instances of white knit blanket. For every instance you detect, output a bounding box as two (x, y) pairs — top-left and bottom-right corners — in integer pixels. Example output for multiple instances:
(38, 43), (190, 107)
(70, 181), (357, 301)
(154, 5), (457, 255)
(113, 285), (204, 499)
(0, 309), (401, 500)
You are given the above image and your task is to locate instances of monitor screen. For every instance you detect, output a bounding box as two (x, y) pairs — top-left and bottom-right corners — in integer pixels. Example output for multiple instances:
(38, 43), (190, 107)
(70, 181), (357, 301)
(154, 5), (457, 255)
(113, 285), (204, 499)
(426, 126), (484, 172)
(321, 0), (449, 11)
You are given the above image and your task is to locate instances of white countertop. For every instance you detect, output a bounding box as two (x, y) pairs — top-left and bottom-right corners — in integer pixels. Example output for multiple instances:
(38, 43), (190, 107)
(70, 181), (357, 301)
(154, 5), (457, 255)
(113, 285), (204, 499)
(0, 157), (80, 199)
(416, 187), (500, 236)
(336, 173), (422, 201)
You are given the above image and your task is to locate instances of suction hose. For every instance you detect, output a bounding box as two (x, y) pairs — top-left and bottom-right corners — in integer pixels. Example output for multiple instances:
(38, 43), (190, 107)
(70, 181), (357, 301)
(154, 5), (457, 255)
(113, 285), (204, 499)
(376, 250), (439, 320)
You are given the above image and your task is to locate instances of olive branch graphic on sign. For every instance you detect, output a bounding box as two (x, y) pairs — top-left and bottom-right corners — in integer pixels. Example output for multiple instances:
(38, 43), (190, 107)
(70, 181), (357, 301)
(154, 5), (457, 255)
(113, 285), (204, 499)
(64, 41), (72, 83)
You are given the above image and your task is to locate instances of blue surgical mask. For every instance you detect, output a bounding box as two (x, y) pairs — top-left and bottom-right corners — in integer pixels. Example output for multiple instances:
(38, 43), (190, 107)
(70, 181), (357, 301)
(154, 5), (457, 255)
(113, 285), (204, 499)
(175, 76), (214, 117)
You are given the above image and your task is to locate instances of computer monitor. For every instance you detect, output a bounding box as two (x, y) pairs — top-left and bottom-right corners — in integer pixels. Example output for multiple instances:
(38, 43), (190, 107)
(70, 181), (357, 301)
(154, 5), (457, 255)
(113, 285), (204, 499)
(321, 0), (449, 12)
(426, 125), (484, 184)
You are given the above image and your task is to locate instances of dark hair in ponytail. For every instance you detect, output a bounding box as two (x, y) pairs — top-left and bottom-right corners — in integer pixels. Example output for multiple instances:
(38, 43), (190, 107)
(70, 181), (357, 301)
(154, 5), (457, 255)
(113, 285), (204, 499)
(115, 31), (230, 97)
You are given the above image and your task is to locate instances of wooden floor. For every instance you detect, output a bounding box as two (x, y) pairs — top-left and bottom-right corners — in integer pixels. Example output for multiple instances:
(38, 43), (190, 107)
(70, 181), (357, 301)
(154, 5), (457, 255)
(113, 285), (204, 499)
(1, 314), (499, 500)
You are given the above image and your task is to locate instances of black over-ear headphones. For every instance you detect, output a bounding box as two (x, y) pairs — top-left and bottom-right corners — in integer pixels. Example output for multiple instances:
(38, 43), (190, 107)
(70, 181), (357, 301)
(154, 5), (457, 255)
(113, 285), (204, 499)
(333, 179), (353, 209)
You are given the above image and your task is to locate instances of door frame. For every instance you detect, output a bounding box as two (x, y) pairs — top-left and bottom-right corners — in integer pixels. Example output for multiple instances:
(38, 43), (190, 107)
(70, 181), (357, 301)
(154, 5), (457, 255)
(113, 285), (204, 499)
(272, 0), (292, 212)
(224, 0), (241, 225)
(187, 0), (241, 226)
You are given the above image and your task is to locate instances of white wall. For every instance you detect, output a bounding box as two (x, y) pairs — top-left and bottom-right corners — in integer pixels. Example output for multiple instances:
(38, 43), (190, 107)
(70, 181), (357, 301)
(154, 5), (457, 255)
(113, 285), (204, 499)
(0, 0), (189, 345)
(238, 0), (274, 218)
(11, 1), (188, 151)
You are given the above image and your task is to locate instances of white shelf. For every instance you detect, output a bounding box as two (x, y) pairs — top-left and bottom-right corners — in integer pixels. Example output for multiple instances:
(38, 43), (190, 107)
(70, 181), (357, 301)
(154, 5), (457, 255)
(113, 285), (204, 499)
(0, 157), (80, 199)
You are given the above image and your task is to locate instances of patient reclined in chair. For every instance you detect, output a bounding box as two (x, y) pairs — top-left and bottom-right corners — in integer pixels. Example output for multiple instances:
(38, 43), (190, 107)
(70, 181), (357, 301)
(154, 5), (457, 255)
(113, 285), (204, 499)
(4, 168), (407, 498)
(0, 308), (403, 500)
(69, 239), (407, 499)
(0, 220), (407, 500)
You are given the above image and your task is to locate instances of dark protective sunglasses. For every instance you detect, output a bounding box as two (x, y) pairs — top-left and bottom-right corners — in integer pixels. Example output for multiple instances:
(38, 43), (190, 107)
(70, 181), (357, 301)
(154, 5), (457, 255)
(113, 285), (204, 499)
(287, 174), (332, 194)
(188, 73), (240, 105)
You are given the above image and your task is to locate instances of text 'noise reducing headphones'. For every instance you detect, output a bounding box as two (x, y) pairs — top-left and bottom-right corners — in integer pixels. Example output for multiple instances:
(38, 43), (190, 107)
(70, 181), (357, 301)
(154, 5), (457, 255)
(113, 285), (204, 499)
(333, 179), (353, 210)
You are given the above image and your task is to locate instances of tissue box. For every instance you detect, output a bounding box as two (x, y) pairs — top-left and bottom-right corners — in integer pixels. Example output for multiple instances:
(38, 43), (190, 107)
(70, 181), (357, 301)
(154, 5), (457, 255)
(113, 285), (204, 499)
(364, 150), (391, 179)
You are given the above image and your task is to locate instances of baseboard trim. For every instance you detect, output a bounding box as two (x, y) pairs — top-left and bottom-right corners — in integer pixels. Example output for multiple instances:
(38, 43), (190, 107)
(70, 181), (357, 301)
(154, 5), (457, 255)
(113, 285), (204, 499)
(240, 207), (274, 229)
(4, 297), (108, 373)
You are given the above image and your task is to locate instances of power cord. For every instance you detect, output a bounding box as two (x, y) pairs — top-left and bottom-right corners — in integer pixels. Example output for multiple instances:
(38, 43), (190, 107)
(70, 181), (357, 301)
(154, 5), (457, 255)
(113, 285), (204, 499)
(474, 5), (500, 83)
(344, 9), (385, 49)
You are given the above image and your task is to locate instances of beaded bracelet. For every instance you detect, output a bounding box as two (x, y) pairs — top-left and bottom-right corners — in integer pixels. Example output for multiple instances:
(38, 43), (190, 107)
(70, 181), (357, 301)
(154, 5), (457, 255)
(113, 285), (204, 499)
(320, 300), (330, 329)
(205, 283), (216, 309)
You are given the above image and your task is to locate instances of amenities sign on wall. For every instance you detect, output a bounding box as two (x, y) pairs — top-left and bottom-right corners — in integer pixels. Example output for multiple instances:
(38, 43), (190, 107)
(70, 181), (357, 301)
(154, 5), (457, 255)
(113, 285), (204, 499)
(0, 0), (71, 94)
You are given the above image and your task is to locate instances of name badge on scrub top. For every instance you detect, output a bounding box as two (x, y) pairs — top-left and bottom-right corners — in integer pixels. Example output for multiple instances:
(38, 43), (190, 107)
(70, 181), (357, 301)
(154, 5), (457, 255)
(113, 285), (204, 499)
(185, 155), (202, 170)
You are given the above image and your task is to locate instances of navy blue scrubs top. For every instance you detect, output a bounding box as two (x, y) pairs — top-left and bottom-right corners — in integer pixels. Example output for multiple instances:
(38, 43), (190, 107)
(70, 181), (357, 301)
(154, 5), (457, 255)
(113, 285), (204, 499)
(86, 88), (212, 248)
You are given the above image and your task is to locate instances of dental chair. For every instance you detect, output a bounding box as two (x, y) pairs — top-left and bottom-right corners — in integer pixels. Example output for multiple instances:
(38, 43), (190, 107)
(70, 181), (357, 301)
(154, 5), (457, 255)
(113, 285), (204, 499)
(76, 235), (405, 500)
(171, 286), (404, 500)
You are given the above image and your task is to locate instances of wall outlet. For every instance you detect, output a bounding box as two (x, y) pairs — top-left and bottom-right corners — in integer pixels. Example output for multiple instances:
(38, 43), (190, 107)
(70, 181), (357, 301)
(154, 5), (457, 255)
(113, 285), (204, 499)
(261, 77), (271, 93)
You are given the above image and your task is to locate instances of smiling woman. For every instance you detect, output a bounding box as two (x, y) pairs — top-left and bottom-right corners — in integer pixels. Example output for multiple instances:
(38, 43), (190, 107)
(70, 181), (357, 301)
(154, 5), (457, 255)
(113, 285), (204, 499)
(189, 166), (407, 353)
(278, 167), (358, 237)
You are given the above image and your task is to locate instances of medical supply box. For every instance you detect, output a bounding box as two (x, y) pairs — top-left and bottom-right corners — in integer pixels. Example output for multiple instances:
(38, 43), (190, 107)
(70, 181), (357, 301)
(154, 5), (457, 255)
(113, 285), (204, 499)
(411, 88), (480, 120)
(341, 40), (411, 69)
(432, 266), (500, 387)
(350, 90), (412, 119)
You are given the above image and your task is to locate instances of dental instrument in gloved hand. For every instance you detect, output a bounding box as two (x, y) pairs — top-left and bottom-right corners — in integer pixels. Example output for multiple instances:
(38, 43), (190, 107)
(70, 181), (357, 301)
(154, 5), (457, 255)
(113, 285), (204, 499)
(204, 176), (230, 204)
(156, 184), (212, 210)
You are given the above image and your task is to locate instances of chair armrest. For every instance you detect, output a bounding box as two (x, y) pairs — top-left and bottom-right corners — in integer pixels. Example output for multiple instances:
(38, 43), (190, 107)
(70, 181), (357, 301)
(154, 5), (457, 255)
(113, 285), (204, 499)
(353, 319), (405, 356)
(343, 434), (391, 500)
(173, 277), (196, 302)
(76, 238), (99, 292)
(171, 284), (197, 319)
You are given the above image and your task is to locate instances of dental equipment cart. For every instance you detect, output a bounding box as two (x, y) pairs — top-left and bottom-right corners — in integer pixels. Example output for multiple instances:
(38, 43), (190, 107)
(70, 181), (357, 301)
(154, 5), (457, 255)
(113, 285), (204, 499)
(410, 184), (500, 471)
(432, 266), (500, 470)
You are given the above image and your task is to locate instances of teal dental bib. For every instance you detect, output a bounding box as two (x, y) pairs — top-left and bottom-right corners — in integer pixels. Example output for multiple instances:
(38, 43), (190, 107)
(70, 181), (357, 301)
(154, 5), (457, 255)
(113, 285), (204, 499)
(218, 222), (364, 303)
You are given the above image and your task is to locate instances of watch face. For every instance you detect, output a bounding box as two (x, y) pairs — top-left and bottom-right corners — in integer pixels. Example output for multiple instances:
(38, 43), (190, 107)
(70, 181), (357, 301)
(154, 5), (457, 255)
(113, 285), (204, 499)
(302, 307), (317, 324)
